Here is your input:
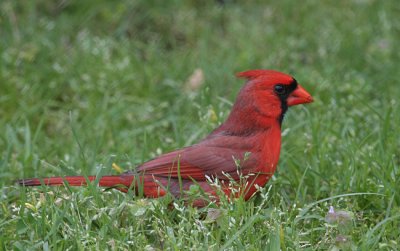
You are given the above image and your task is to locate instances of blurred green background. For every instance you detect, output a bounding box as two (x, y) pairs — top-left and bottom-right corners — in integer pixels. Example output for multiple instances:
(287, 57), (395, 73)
(1, 0), (399, 249)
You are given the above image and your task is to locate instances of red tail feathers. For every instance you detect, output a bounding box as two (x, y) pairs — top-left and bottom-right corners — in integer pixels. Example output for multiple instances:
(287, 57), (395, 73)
(17, 175), (133, 188)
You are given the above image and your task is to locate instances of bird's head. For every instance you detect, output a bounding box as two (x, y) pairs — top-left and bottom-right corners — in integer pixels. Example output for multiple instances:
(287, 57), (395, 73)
(229, 69), (313, 128)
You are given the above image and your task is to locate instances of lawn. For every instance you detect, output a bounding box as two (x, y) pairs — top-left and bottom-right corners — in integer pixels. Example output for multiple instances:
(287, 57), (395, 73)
(1, 0), (399, 250)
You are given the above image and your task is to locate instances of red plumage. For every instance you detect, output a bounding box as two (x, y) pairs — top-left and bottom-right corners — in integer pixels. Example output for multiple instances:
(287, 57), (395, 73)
(17, 69), (313, 207)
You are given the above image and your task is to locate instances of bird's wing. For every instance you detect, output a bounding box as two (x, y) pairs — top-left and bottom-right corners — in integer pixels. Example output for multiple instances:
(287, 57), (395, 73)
(134, 136), (259, 181)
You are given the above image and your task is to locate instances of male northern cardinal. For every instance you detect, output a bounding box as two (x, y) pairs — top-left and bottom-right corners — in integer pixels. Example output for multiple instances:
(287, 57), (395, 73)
(18, 70), (313, 206)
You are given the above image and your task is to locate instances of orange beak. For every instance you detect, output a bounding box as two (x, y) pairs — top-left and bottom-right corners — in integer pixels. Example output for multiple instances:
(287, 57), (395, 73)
(287, 84), (313, 106)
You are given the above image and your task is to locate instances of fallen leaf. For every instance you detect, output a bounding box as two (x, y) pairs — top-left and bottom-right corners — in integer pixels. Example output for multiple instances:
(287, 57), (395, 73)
(184, 68), (204, 92)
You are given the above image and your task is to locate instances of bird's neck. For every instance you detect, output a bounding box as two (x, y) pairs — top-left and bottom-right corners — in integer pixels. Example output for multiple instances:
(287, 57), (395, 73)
(216, 108), (282, 137)
(218, 89), (286, 136)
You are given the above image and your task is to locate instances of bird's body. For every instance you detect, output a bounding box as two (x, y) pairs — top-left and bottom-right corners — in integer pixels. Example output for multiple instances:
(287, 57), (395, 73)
(18, 70), (313, 206)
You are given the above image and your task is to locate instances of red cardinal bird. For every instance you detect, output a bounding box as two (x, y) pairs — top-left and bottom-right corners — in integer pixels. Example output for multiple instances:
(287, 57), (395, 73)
(18, 70), (313, 206)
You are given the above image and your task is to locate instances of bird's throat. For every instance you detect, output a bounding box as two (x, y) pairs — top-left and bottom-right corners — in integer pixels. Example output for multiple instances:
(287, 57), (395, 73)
(278, 100), (288, 126)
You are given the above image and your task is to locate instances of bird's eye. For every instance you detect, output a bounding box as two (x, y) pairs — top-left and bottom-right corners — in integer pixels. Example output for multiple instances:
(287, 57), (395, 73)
(274, 84), (286, 95)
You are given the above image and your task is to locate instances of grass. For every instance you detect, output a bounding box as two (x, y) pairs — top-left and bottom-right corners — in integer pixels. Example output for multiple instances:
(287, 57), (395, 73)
(1, 0), (399, 250)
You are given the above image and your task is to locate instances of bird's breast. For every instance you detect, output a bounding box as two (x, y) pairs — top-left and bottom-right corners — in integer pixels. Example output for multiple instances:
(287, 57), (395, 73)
(256, 126), (282, 174)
